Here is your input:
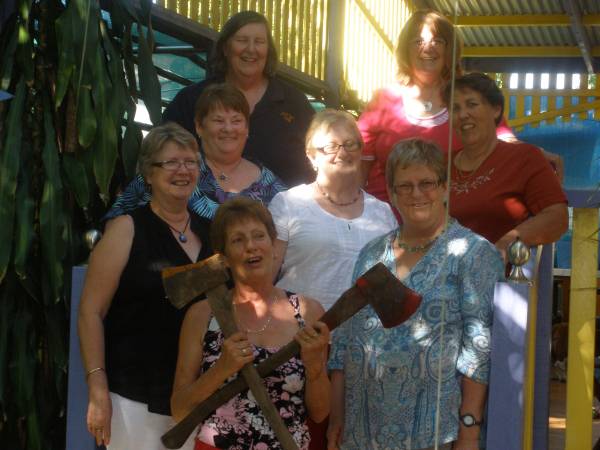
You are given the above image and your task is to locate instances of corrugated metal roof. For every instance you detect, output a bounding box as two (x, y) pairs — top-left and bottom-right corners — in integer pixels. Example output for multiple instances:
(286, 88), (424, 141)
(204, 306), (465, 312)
(419, 0), (600, 72)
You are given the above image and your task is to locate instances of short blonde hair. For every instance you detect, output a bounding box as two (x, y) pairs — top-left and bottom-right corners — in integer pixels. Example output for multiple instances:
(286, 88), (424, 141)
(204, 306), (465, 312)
(304, 109), (362, 158)
(137, 122), (199, 180)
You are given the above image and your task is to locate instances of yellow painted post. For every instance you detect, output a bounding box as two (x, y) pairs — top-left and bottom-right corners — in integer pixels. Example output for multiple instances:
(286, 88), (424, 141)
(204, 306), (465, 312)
(531, 73), (541, 128)
(580, 74), (589, 120)
(522, 246), (543, 450)
(565, 208), (599, 450)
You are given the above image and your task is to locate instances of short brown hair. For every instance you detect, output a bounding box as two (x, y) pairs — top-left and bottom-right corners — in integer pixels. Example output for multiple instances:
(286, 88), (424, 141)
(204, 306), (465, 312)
(209, 11), (278, 78)
(395, 10), (463, 85)
(211, 197), (277, 255)
(385, 138), (447, 195)
(194, 83), (250, 126)
(137, 122), (199, 180)
(304, 109), (363, 158)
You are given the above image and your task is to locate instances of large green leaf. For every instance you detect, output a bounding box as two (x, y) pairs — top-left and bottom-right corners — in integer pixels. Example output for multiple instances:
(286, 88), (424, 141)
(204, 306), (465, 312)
(122, 22), (138, 99)
(54, 2), (76, 108)
(0, 25), (18, 91)
(40, 98), (65, 305)
(62, 153), (90, 210)
(90, 46), (118, 200)
(122, 105), (142, 179)
(76, 86), (96, 148)
(101, 20), (128, 126)
(16, 0), (34, 84)
(0, 79), (26, 284)
(136, 22), (161, 125)
(0, 274), (16, 405)
(13, 148), (35, 280)
(11, 296), (36, 416)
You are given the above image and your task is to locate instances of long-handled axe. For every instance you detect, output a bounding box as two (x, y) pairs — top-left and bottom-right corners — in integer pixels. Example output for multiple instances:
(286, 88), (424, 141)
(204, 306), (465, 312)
(161, 255), (422, 449)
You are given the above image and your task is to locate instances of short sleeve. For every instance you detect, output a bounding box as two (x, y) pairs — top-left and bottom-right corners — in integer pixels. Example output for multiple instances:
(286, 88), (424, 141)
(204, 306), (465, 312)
(268, 192), (290, 242)
(520, 144), (567, 215)
(456, 237), (504, 383)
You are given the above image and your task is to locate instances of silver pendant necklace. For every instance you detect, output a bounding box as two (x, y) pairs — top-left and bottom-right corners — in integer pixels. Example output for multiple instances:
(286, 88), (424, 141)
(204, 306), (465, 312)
(421, 100), (433, 112)
(233, 292), (277, 334)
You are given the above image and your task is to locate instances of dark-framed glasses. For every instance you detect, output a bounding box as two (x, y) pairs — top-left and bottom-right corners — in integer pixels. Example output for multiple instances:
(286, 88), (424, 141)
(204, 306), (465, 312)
(152, 159), (199, 171)
(410, 37), (446, 49)
(393, 179), (441, 196)
(315, 141), (361, 155)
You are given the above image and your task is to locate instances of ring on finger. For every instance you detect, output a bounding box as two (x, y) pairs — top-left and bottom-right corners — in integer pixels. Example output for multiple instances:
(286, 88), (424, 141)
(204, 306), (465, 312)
(242, 348), (247, 355)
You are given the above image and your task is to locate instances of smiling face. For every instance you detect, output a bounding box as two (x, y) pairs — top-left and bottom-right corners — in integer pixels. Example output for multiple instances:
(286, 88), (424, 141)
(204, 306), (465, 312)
(147, 141), (199, 203)
(224, 22), (269, 82)
(308, 123), (362, 181)
(223, 218), (274, 283)
(196, 106), (248, 161)
(391, 163), (446, 227)
(408, 23), (446, 86)
(452, 88), (501, 149)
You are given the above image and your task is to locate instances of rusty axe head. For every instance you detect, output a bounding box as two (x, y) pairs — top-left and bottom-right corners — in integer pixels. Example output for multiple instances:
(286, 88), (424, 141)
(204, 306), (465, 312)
(321, 262), (421, 331)
(162, 254), (230, 309)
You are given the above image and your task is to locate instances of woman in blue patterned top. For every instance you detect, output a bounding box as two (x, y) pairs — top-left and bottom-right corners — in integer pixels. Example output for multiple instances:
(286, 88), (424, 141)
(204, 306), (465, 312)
(327, 139), (504, 450)
(105, 84), (286, 221)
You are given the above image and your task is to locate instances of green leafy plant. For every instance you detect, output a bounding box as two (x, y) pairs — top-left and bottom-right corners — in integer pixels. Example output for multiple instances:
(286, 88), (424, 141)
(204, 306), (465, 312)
(0, 1), (160, 448)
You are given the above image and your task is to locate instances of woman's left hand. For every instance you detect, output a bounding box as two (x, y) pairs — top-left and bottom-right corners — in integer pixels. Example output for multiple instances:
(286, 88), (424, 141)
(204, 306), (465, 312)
(295, 321), (330, 378)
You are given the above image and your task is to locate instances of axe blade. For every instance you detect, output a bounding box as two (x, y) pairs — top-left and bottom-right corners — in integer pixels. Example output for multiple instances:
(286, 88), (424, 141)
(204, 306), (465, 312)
(162, 254), (229, 309)
(356, 262), (422, 328)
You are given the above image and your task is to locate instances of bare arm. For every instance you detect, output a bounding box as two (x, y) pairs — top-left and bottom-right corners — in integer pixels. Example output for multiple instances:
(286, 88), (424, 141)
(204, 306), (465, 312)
(297, 297), (331, 423)
(272, 238), (288, 281)
(171, 301), (254, 421)
(360, 160), (374, 187)
(77, 215), (134, 446)
(454, 377), (488, 450)
(495, 203), (568, 260)
(327, 369), (345, 450)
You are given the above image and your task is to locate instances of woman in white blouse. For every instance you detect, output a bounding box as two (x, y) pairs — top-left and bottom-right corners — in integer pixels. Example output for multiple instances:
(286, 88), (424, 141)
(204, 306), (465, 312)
(269, 109), (397, 310)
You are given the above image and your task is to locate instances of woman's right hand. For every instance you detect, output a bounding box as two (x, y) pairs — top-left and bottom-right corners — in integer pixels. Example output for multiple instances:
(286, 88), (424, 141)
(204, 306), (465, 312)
(216, 331), (255, 376)
(86, 374), (112, 446)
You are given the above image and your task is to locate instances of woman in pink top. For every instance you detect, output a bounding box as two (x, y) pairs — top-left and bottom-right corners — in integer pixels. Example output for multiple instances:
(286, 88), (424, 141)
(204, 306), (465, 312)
(359, 10), (559, 207)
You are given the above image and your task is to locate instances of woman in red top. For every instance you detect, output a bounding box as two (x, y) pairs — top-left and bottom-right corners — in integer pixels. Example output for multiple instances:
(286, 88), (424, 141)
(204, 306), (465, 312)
(358, 10), (562, 208)
(445, 73), (568, 258)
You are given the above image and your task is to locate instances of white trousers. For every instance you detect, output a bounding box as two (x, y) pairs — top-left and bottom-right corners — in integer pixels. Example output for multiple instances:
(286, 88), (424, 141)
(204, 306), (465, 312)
(108, 392), (195, 450)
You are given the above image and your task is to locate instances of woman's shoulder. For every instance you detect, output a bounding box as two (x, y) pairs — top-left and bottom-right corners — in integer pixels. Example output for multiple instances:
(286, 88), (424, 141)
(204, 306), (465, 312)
(447, 220), (503, 263)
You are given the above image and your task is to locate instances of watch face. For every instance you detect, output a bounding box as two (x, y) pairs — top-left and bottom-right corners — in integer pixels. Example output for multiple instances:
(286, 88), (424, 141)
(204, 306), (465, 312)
(461, 414), (477, 426)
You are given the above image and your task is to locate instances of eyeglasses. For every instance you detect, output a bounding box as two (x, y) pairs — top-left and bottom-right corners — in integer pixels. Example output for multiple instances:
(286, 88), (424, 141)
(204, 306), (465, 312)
(152, 159), (199, 171)
(315, 141), (361, 155)
(393, 179), (441, 196)
(410, 37), (446, 49)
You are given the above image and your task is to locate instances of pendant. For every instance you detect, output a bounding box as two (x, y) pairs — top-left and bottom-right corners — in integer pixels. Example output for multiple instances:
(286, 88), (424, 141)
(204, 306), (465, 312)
(422, 100), (433, 112)
(178, 233), (188, 243)
(218, 172), (228, 182)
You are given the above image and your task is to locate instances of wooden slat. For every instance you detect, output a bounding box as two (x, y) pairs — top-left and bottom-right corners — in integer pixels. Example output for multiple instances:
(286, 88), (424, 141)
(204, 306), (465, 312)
(199, 0), (209, 24)
(530, 73), (541, 128)
(189, 0), (199, 21)
(178, 0), (188, 18)
(280, 0), (289, 67)
(579, 74), (588, 120)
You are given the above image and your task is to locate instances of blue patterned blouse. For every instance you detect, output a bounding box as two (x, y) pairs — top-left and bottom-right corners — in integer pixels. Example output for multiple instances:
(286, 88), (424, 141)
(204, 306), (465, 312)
(328, 220), (503, 450)
(104, 157), (287, 221)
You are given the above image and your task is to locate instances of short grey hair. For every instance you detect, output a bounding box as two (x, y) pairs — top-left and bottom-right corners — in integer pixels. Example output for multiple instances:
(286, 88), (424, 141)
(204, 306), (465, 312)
(137, 122), (200, 180)
(385, 138), (447, 193)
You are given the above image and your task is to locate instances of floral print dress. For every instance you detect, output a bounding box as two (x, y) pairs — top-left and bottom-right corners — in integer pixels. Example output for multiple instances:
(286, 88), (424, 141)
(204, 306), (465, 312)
(196, 293), (310, 450)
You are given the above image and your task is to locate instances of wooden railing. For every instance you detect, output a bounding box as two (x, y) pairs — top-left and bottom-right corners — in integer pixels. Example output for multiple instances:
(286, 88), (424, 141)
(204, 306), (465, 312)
(490, 72), (600, 130)
(155, 0), (329, 81)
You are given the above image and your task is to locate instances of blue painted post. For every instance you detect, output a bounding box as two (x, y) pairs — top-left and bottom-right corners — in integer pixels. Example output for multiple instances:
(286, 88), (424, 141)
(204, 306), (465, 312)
(65, 266), (101, 450)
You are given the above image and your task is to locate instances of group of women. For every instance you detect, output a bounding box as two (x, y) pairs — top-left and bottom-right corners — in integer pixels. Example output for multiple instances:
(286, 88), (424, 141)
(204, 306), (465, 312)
(78, 8), (568, 450)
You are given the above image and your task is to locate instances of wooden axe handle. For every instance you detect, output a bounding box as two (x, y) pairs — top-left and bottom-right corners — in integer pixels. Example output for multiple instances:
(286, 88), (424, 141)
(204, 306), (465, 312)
(206, 285), (299, 450)
(161, 286), (366, 448)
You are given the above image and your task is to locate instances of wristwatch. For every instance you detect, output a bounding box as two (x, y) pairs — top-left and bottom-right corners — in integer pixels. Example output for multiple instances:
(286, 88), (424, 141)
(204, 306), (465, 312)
(459, 413), (482, 427)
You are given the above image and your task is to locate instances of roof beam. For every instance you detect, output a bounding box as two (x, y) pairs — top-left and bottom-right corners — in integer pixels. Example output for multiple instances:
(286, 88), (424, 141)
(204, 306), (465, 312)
(449, 14), (600, 27)
(463, 46), (600, 58)
(562, 0), (595, 74)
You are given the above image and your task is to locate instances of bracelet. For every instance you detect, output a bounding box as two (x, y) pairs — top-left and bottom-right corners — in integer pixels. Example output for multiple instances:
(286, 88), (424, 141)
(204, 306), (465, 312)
(86, 367), (105, 379)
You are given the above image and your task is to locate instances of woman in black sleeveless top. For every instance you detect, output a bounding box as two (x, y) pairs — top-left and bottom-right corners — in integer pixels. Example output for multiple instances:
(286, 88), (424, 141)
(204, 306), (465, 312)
(78, 123), (212, 449)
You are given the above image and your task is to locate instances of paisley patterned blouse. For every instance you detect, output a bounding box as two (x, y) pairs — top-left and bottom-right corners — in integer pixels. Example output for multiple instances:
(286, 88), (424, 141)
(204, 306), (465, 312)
(104, 156), (286, 221)
(196, 293), (310, 450)
(329, 220), (504, 450)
